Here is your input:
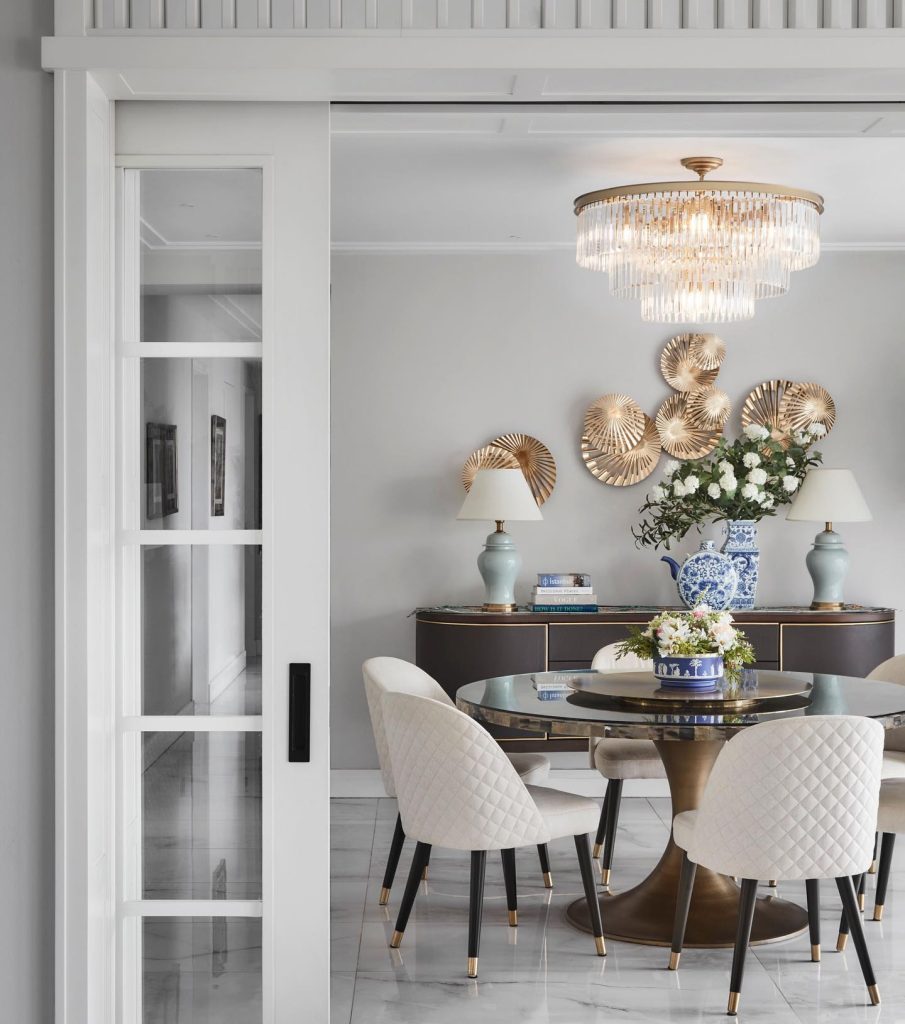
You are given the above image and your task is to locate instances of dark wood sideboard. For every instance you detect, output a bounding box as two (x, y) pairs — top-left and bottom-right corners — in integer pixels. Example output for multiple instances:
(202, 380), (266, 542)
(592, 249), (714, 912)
(415, 606), (896, 752)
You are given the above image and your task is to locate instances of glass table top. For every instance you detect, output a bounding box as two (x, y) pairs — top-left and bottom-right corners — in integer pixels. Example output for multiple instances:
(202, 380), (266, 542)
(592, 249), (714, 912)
(455, 670), (905, 742)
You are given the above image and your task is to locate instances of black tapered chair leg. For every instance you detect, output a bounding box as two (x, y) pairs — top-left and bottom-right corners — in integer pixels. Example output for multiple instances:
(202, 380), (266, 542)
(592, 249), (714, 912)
(600, 779), (623, 886)
(592, 787), (610, 860)
(501, 848), (518, 926)
(869, 831), (880, 873)
(390, 841), (431, 948)
(837, 873), (864, 951)
(836, 875), (881, 1006)
(727, 879), (758, 1016)
(574, 833), (606, 956)
(669, 853), (698, 970)
(467, 851), (487, 978)
(805, 879), (820, 961)
(536, 843), (553, 888)
(873, 833), (896, 921)
(421, 846), (431, 881)
(380, 813), (406, 906)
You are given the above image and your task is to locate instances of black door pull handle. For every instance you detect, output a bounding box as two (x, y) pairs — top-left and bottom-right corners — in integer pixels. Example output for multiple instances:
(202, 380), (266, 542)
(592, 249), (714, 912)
(289, 663), (311, 762)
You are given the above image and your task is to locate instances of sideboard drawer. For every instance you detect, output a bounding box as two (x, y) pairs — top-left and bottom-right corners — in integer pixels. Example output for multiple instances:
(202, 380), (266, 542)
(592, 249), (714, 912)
(548, 623), (638, 661)
(781, 621), (895, 677)
(742, 625), (779, 663)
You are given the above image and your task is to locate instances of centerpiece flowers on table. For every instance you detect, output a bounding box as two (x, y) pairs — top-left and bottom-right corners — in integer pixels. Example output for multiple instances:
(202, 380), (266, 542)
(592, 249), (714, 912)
(617, 606), (755, 691)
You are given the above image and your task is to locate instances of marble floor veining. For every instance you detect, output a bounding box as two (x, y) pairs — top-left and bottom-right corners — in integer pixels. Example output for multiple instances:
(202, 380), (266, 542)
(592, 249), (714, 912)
(331, 796), (905, 1023)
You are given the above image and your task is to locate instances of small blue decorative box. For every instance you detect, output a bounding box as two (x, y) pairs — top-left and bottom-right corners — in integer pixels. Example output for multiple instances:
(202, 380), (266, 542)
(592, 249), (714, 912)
(654, 653), (724, 690)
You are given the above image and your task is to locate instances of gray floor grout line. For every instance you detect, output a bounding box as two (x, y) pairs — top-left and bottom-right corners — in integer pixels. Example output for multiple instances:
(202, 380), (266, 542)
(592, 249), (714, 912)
(346, 801), (382, 1024)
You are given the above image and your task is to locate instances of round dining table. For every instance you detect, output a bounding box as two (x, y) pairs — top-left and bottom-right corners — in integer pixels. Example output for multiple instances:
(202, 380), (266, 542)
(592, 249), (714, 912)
(456, 668), (905, 949)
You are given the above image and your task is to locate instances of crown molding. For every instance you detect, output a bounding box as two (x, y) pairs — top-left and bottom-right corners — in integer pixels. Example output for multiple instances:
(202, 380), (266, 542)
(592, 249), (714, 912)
(331, 240), (905, 255)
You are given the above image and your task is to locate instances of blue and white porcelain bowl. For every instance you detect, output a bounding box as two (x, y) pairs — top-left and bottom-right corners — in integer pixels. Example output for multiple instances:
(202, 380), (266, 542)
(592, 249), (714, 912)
(654, 654), (724, 690)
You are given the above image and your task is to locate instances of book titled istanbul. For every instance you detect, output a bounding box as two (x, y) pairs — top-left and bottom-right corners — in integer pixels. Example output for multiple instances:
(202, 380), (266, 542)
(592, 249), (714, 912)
(537, 573), (592, 588)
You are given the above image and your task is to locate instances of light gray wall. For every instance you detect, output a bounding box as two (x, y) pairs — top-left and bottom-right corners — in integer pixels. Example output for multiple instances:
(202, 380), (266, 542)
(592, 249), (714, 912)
(0, 0), (54, 1018)
(330, 250), (905, 769)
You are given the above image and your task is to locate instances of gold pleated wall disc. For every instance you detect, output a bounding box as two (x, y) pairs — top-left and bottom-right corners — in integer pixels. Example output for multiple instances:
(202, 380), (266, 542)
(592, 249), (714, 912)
(778, 382), (836, 438)
(740, 379), (795, 448)
(581, 415), (661, 486)
(686, 333), (727, 371)
(686, 386), (732, 429)
(491, 433), (557, 505)
(660, 335), (720, 392)
(584, 394), (646, 454)
(655, 394), (722, 459)
(462, 445), (519, 491)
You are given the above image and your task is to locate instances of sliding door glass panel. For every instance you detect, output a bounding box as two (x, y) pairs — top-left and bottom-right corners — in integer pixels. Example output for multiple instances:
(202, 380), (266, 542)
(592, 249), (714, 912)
(142, 917), (262, 1024)
(141, 545), (262, 717)
(141, 358), (261, 530)
(139, 169), (262, 344)
(141, 732), (262, 901)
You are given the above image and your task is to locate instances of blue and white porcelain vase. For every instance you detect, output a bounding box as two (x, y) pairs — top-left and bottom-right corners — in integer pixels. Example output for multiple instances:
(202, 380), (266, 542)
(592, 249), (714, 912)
(654, 653), (724, 691)
(722, 520), (760, 610)
(661, 541), (739, 611)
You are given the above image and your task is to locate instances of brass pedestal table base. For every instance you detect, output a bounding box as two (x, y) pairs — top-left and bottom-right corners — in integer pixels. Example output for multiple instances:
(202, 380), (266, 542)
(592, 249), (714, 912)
(565, 739), (809, 947)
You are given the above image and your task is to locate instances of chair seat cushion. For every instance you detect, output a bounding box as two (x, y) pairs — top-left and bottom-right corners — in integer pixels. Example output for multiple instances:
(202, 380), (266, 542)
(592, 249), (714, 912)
(882, 751), (905, 779)
(672, 809), (698, 853)
(526, 785), (600, 841)
(878, 778), (905, 833)
(593, 738), (667, 780)
(507, 752), (551, 785)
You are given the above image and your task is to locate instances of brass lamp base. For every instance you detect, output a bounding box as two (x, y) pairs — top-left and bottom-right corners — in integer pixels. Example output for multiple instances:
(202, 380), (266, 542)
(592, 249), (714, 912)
(811, 601), (844, 611)
(482, 602), (518, 613)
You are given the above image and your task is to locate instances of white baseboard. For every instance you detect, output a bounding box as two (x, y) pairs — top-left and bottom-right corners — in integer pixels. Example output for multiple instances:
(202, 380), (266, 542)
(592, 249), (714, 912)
(209, 650), (247, 704)
(330, 768), (669, 800)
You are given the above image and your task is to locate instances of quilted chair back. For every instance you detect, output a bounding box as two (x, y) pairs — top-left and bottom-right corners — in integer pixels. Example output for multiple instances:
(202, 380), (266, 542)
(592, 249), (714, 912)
(382, 691), (548, 852)
(868, 655), (905, 753)
(685, 715), (884, 882)
(588, 643), (654, 765)
(362, 657), (452, 798)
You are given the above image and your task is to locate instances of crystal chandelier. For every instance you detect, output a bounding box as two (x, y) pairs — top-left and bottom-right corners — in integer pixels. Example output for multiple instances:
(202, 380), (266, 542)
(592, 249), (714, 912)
(574, 157), (823, 324)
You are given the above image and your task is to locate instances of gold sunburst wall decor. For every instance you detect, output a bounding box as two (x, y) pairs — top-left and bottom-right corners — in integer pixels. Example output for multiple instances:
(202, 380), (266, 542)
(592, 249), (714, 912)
(686, 386), (732, 430)
(584, 394), (646, 454)
(687, 333), (727, 371)
(655, 394), (722, 459)
(779, 382), (836, 438)
(462, 434), (556, 506)
(581, 415), (661, 487)
(660, 334), (720, 392)
(740, 379), (796, 448)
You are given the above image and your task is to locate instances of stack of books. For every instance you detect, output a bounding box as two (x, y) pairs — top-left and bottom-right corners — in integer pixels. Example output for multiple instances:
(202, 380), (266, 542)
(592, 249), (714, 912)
(528, 573), (598, 612)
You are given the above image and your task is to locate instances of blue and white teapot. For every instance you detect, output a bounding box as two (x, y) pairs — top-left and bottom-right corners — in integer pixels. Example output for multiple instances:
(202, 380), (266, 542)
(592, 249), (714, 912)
(661, 540), (739, 611)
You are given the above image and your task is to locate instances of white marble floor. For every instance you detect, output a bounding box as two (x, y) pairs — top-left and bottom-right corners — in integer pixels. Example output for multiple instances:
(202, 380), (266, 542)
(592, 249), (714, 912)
(332, 796), (905, 1024)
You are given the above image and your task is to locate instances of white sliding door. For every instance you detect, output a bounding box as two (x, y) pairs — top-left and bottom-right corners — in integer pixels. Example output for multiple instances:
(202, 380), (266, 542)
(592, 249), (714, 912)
(114, 103), (330, 1024)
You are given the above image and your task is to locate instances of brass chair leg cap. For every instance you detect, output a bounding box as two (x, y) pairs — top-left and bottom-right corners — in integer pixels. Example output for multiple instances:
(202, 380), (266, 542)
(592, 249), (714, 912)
(592, 843), (602, 859)
(869, 860), (878, 874)
(836, 933), (848, 952)
(508, 910), (518, 927)
(727, 992), (740, 1016)
(595, 935), (606, 956)
(869, 984), (881, 1006)
(543, 871), (553, 889)
(467, 957), (478, 978)
(768, 879), (777, 888)
(600, 868), (611, 886)
(390, 930), (404, 949)
(859, 892), (866, 912)
(873, 905), (884, 922)
(421, 865), (429, 881)
(379, 887), (391, 906)
(811, 944), (821, 963)
(668, 951), (680, 971)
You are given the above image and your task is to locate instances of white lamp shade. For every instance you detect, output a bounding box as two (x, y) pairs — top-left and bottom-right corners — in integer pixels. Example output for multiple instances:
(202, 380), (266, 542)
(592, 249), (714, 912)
(457, 468), (543, 522)
(786, 468), (872, 524)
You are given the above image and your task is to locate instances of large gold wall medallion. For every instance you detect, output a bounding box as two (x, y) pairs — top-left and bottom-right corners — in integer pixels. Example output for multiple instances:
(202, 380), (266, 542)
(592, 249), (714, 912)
(461, 444), (519, 491)
(584, 394), (646, 454)
(491, 433), (558, 505)
(655, 394), (722, 459)
(660, 335), (720, 392)
(686, 386), (731, 429)
(740, 379), (796, 447)
(778, 382), (836, 438)
(581, 415), (661, 487)
(686, 333), (726, 371)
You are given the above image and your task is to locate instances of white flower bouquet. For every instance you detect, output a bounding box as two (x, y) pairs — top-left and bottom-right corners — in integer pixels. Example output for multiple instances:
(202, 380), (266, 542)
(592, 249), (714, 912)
(616, 606), (755, 672)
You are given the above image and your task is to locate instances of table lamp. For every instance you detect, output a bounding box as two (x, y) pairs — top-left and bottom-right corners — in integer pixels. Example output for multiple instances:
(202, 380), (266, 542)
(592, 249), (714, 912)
(786, 468), (872, 610)
(457, 468), (542, 612)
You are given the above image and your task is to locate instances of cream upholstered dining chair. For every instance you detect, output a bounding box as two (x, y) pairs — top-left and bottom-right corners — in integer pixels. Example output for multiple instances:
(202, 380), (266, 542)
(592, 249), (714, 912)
(362, 657), (552, 905)
(381, 690), (606, 977)
(668, 715), (884, 1017)
(588, 642), (661, 884)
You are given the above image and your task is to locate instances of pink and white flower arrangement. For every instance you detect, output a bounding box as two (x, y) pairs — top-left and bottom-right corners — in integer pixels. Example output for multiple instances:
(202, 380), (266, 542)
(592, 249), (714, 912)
(616, 606), (756, 671)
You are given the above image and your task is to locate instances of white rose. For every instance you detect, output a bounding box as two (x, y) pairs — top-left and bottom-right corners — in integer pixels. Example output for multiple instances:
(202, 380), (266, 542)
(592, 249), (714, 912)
(741, 482), (759, 500)
(809, 423), (827, 437)
(792, 430), (810, 446)
(783, 475), (799, 493)
(762, 495), (775, 509)
(707, 482), (721, 499)
(747, 467), (768, 485)
(684, 475), (700, 493)
(651, 484), (667, 501)
(743, 452), (761, 469)
(719, 473), (737, 492)
(744, 423), (769, 441)
(786, 456), (796, 469)
(718, 460), (733, 475)
(664, 460), (680, 476)
(673, 480), (687, 497)
(756, 491), (770, 505)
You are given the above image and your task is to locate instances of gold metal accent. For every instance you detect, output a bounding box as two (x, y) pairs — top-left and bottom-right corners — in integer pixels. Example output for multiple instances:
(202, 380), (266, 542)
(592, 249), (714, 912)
(595, 935), (607, 956)
(573, 179), (824, 216)
(811, 600), (844, 611)
(869, 860), (878, 875)
(811, 943), (821, 962)
(859, 891), (866, 912)
(686, 386), (731, 430)
(600, 868), (611, 886)
(390, 930), (404, 949)
(869, 984), (881, 1006)
(508, 910), (518, 927)
(462, 444), (519, 490)
(874, 904), (884, 921)
(778, 382), (836, 439)
(581, 415), (661, 488)
(422, 865), (429, 881)
(490, 433), (557, 506)
(740, 379), (796, 448)
(584, 394), (646, 455)
(687, 332), (726, 371)
(482, 602), (519, 613)
(768, 879), (777, 888)
(668, 950), (681, 970)
(681, 156), (724, 179)
(467, 956), (478, 978)
(727, 991), (740, 1015)
(379, 887), (391, 906)
(656, 394), (722, 460)
(592, 843), (602, 859)
(660, 335), (720, 393)
(836, 932), (848, 952)
(543, 871), (553, 889)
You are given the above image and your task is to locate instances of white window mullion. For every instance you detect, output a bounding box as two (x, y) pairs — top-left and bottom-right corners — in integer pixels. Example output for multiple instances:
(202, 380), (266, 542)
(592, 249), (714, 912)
(123, 899), (264, 916)
(123, 715), (264, 731)
(122, 528), (263, 545)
